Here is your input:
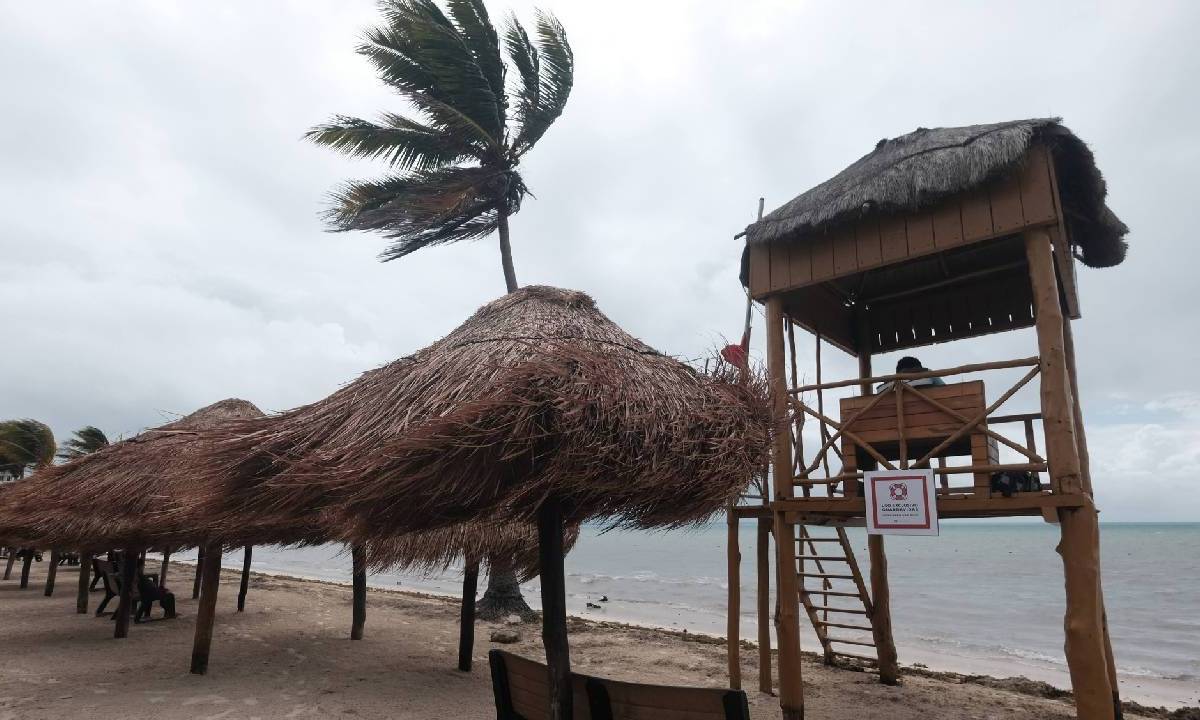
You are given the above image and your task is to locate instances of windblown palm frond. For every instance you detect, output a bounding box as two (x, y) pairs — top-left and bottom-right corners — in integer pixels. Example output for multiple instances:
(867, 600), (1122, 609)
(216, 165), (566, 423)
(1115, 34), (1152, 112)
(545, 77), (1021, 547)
(307, 0), (572, 264)
(56, 426), (110, 461)
(0, 419), (56, 479)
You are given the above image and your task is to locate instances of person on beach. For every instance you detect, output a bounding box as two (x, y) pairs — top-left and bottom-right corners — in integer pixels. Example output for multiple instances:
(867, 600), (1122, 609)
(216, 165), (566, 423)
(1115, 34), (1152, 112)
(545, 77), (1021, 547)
(876, 356), (946, 393)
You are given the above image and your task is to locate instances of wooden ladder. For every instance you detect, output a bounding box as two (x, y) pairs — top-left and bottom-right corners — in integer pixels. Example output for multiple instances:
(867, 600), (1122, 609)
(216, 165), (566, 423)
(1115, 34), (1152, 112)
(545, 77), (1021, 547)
(795, 525), (879, 669)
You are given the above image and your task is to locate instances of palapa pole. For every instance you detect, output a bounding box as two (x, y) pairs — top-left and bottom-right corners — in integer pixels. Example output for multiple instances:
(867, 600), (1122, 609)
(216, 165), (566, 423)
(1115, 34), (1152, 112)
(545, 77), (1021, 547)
(237, 545), (253, 612)
(767, 295), (804, 720)
(192, 545), (205, 600)
(458, 558), (480, 672)
(44, 549), (60, 596)
(114, 548), (139, 639)
(726, 505), (741, 689)
(1024, 227), (1113, 720)
(76, 549), (91, 613)
(1063, 303), (1122, 718)
(351, 544), (366, 641)
(3, 548), (15, 579)
(538, 499), (571, 720)
(857, 318), (899, 685)
(190, 543), (223, 674)
(756, 510), (772, 694)
(19, 550), (33, 589)
(160, 548), (171, 589)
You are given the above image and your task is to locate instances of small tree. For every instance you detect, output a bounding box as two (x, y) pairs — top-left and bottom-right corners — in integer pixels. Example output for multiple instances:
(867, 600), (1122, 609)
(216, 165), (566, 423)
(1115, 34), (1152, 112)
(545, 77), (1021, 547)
(308, 0), (573, 620)
(0, 420), (56, 480)
(56, 426), (110, 461)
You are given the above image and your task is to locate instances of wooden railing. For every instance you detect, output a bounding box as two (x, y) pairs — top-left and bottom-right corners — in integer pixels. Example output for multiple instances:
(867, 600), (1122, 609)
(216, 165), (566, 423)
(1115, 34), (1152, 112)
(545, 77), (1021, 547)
(784, 357), (1051, 500)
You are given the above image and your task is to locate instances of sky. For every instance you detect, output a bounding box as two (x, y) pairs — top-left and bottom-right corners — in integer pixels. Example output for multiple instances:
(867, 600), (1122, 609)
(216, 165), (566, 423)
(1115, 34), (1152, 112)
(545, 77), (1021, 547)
(1, 0), (1197, 521)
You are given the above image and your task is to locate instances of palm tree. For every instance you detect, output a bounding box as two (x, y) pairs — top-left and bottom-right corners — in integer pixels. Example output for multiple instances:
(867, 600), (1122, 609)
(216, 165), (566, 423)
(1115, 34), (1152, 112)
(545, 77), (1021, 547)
(56, 426), (110, 461)
(307, 0), (573, 619)
(0, 419), (56, 480)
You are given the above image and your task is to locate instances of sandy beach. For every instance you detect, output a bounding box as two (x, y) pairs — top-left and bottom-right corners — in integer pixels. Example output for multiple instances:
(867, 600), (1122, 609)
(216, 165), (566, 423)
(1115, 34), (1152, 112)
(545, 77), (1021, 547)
(1, 561), (1191, 720)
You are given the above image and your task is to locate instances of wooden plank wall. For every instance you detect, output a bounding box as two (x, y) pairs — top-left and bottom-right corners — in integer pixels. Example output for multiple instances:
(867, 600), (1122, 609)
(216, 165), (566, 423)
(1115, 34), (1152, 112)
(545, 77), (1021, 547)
(748, 144), (1060, 300)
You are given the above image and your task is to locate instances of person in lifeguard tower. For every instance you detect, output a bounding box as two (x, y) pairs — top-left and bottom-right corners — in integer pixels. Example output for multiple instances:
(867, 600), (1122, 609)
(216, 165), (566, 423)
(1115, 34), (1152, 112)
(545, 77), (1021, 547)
(876, 356), (946, 393)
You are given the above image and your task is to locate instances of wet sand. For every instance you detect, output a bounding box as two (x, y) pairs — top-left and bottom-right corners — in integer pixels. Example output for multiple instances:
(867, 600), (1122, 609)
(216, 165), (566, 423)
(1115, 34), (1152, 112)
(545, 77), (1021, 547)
(0, 561), (1187, 719)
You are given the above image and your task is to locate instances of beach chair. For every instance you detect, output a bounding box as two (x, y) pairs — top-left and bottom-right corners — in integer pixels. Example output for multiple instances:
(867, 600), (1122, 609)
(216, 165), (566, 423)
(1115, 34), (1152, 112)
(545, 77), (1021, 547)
(489, 650), (751, 720)
(93, 560), (126, 616)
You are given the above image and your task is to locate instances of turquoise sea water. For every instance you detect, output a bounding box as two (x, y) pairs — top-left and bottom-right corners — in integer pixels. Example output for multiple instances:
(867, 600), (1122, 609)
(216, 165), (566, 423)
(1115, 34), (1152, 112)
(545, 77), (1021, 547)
(180, 522), (1199, 707)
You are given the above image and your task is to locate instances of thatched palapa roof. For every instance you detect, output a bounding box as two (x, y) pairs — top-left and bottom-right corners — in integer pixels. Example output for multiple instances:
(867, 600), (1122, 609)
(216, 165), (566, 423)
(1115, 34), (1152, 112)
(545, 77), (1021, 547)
(0, 399), (270, 550)
(198, 286), (770, 543)
(745, 118), (1128, 268)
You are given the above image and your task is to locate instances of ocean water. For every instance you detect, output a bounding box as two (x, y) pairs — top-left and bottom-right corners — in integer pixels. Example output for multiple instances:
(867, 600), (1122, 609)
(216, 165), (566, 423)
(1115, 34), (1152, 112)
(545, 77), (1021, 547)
(176, 522), (1199, 707)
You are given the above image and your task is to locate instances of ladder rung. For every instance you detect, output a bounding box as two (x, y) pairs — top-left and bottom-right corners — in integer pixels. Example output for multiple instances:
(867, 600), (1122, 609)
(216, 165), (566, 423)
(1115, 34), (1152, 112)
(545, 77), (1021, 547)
(827, 636), (876, 647)
(793, 478), (842, 485)
(795, 537), (841, 542)
(821, 607), (868, 615)
(797, 555), (848, 561)
(802, 590), (860, 598)
(798, 573), (854, 580)
(817, 621), (873, 631)
(833, 651), (879, 665)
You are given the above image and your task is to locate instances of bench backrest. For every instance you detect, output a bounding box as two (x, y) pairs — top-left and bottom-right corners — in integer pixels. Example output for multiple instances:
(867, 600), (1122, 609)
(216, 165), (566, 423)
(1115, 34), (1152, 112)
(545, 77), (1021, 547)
(489, 651), (749, 720)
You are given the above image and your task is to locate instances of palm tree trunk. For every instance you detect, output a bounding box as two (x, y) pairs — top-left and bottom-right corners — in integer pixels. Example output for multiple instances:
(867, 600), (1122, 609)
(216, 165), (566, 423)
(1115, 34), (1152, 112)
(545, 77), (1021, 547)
(476, 560), (535, 621)
(498, 211), (518, 293)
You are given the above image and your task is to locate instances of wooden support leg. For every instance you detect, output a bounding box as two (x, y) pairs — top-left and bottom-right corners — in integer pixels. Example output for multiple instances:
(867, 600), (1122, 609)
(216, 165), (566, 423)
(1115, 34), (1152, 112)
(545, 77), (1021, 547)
(190, 543), (223, 674)
(76, 550), (90, 614)
(756, 517), (773, 694)
(458, 558), (479, 672)
(3, 548), (15, 579)
(193, 546), (205, 599)
(160, 549), (171, 590)
(767, 297), (803, 720)
(351, 545), (366, 640)
(867, 536), (899, 684)
(237, 545), (252, 612)
(1059, 507), (1115, 719)
(114, 549), (138, 639)
(44, 549), (60, 596)
(538, 499), (571, 720)
(727, 508), (742, 690)
(19, 551), (33, 589)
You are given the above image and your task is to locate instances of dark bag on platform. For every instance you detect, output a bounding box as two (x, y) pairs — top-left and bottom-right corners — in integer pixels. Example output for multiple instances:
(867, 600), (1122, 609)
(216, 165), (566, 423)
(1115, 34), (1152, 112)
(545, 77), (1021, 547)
(989, 470), (1041, 497)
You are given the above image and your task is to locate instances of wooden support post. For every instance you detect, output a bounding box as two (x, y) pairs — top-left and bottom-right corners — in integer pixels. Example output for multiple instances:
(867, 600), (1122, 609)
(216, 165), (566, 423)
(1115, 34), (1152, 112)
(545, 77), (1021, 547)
(160, 549), (171, 590)
(190, 543), (223, 674)
(237, 545), (252, 612)
(3, 548), (15, 579)
(76, 549), (90, 613)
(1064, 315), (1122, 717)
(19, 551), (33, 589)
(1025, 228), (1113, 720)
(538, 499), (571, 720)
(351, 545), (366, 641)
(458, 558), (479, 672)
(727, 506), (742, 689)
(192, 545), (205, 599)
(756, 516), (773, 694)
(44, 549), (60, 596)
(857, 338), (900, 685)
(114, 548), (138, 639)
(767, 296), (804, 720)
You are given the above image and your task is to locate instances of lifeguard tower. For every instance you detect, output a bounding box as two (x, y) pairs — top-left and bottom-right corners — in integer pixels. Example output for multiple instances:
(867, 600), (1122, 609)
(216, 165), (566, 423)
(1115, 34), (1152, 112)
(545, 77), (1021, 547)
(729, 118), (1127, 720)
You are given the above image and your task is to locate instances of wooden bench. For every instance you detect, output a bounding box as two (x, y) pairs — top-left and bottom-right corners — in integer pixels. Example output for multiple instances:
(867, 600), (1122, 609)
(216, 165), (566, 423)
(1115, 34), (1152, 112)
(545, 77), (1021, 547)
(840, 380), (999, 497)
(489, 650), (751, 720)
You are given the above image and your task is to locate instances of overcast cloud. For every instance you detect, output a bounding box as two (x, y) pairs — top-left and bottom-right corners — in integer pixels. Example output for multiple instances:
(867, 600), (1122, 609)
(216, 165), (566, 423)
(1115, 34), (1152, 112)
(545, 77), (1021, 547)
(2, 1), (1197, 520)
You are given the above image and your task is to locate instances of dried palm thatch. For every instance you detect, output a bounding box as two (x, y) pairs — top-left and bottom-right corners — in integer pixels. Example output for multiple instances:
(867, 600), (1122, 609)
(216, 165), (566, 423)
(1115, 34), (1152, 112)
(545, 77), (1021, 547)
(196, 286), (770, 544)
(0, 399), (277, 550)
(364, 519), (580, 582)
(745, 118), (1128, 268)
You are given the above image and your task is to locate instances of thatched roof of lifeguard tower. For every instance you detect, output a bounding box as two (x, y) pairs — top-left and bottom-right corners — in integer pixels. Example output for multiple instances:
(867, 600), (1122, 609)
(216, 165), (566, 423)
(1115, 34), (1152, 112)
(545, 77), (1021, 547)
(745, 118), (1128, 268)
(0, 398), (274, 550)
(195, 285), (770, 543)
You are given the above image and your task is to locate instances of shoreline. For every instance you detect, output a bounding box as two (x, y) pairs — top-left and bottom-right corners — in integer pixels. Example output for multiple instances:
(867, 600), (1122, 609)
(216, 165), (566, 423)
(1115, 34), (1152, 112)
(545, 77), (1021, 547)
(169, 558), (1198, 714)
